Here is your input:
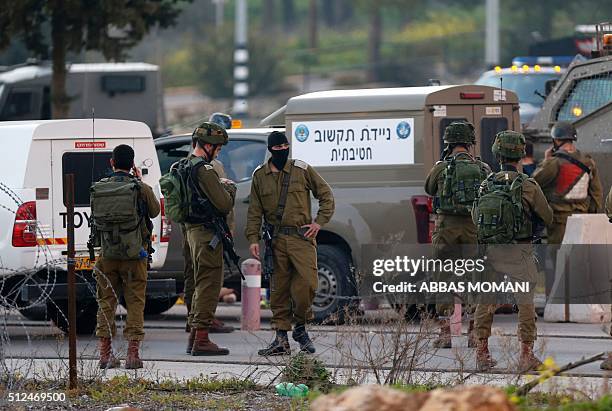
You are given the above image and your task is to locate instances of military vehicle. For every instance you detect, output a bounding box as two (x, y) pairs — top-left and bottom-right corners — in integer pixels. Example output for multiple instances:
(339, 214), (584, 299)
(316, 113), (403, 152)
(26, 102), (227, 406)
(524, 22), (612, 193)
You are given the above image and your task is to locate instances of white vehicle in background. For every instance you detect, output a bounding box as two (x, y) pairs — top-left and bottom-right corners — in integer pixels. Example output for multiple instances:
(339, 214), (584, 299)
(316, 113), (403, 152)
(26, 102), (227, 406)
(0, 119), (175, 334)
(0, 62), (166, 136)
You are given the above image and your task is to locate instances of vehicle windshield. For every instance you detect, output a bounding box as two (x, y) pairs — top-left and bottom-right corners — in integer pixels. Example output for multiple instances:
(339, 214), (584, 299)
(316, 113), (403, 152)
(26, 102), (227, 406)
(476, 72), (561, 105)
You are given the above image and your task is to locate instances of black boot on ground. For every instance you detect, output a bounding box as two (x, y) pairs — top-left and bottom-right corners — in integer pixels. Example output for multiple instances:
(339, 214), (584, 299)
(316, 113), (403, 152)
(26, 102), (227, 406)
(292, 324), (316, 354)
(258, 331), (291, 356)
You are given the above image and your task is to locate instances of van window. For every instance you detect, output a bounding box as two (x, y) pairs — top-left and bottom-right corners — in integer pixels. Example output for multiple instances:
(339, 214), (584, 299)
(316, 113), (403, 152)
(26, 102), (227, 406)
(438, 117), (468, 157)
(62, 152), (113, 207)
(556, 74), (612, 121)
(480, 117), (508, 171)
(1, 90), (35, 120)
(101, 75), (146, 94)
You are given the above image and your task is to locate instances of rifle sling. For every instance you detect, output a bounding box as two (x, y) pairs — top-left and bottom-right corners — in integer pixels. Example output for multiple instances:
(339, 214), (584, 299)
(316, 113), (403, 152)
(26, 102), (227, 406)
(553, 152), (591, 174)
(271, 161), (293, 238)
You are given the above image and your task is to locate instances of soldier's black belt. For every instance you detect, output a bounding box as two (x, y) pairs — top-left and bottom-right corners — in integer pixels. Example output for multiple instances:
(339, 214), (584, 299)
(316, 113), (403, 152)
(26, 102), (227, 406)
(278, 226), (299, 235)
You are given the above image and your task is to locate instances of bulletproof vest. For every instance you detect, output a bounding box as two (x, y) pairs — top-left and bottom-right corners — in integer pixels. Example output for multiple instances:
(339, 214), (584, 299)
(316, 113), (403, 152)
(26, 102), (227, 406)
(436, 152), (488, 216)
(552, 152), (591, 203)
(474, 171), (532, 244)
(90, 175), (145, 260)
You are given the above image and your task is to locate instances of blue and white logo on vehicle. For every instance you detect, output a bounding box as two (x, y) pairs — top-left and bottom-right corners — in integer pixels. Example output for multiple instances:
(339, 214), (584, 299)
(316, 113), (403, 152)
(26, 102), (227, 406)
(396, 121), (411, 139)
(294, 124), (310, 142)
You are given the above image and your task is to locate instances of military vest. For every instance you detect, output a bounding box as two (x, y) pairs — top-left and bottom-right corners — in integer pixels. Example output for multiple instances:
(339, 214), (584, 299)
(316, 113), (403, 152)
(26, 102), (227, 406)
(435, 152), (488, 216)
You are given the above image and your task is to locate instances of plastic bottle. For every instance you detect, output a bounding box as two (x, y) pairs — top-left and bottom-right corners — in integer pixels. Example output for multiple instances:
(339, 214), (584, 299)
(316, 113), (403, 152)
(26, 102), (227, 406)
(275, 382), (309, 397)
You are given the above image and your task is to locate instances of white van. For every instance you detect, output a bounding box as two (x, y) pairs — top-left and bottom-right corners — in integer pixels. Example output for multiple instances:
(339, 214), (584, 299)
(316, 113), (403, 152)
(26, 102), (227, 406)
(0, 119), (174, 334)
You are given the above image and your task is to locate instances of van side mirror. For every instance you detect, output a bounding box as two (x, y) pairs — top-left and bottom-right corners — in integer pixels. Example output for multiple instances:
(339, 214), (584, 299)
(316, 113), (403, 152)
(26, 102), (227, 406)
(545, 79), (558, 96)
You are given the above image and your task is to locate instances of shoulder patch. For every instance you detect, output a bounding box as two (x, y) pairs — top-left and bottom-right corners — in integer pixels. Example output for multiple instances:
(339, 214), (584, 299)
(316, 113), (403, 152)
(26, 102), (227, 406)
(203, 164), (213, 170)
(293, 159), (308, 169)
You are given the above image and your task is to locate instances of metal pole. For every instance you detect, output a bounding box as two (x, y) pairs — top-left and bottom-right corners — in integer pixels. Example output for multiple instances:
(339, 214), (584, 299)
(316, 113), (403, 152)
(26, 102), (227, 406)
(233, 0), (248, 118)
(64, 174), (77, 389)
(485, 0), (500, 68)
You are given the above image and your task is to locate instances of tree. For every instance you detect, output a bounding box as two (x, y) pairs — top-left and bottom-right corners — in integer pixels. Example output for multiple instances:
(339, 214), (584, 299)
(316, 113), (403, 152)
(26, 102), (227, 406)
(0, 0), (191, 118)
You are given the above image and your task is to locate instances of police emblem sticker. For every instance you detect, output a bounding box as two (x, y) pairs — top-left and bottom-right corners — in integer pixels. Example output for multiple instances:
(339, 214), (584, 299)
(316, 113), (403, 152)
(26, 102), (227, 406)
(294, 124), (309, 142)
(396, 121), (411, 139)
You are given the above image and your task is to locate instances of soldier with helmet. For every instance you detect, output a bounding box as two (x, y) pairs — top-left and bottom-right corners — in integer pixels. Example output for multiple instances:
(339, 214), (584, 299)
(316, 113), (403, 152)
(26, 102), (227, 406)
(184, 122), (237, 356)
(472, 130), (553, 371)
(424, 121), (491, 349)
(532, 121), (603, 245)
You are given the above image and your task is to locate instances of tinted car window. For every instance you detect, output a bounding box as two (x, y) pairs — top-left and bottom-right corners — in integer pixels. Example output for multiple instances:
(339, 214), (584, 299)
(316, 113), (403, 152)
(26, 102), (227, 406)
(556, 75), (612, 122)
(156, 139), (267, 182)
(218, 140), (267, 182)
(1, 90), (35, 120)
(476, 73), (560, 106)
(63, 152), (113, 207)
(480, 117), (508, 172)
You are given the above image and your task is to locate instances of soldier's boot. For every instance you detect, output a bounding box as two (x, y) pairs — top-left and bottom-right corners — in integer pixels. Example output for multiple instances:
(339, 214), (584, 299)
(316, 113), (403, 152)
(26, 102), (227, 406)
(258, 331), (291, 356)
(191, 329), (230, 356)
(186, 328), (196, 354)
(467, 319), (477, 348)
(292, 324), (316, 354)
(185, 304), (191, 333)
(125, 340), (143, 369)
(519, 341), (542, 372)
(600, 353), (612, 371)
(210, 318), (234, 333)
(476, 338), (498, 371)
(432, 320), (452, 349)
(98, 337), (120, 369)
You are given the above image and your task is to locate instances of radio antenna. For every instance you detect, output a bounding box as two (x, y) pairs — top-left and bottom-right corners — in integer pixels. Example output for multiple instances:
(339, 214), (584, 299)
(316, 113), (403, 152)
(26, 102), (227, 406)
(90, 107), (96, 185)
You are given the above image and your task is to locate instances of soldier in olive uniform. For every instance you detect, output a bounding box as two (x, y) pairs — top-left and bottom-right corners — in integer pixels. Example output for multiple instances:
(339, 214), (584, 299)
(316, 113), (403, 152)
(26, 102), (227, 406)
(532, 122), (603, 245)
(424, 121), (491, 349)
(473, 131), (553, 371)
(183, 158), (234, 335)
(246, 131), (335, 355)
(185, 122), (236, 356)
(602, 187), (612, 371)
(95, 144), (160, 369)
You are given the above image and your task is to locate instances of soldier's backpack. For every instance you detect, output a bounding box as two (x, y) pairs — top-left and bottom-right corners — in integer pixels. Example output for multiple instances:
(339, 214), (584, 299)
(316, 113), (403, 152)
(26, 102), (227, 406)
(473, 173), (526, 244)
(159, 156), (210, 224)
(90, 178), (145, 260)
(437, 153), (488, 215)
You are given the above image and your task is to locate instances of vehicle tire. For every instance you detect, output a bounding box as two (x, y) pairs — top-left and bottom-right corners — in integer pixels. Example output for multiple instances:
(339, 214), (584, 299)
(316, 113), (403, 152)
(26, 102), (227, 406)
(18, 304), (49, 321)
(143, 295), (179, 316)
(47, 300), (98, 335)
(312, 245), (356, 324)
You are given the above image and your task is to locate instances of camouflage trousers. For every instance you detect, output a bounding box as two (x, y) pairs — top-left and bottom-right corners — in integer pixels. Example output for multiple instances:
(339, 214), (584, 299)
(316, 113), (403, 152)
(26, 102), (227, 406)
(181, 225), (195, 325)
(95, 257), (147, 341)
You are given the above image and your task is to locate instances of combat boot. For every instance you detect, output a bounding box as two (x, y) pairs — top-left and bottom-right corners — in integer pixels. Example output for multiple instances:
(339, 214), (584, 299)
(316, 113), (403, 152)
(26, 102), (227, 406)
(600, 353), (612, 371)
(476, 338), (498, 371)
(186, 328), (195, 354)
(292, 324), (315, 354)
(210, 318), (234, 333)
(467, 319), (477, 348)
(519, 341), (542, 372)
(258, 331), (291, 356)
(125, 340), (143, 369)
(432, 320), (452, 349)
(98, 337), (120, 369)
(191, 329), (230, 356)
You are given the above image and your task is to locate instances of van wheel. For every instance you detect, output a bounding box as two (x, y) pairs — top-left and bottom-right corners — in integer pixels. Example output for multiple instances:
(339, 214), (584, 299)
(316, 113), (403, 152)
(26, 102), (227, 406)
(313, 245), (356, 324)
(47, 300), (98, 335)
(144, 295), (179, 316)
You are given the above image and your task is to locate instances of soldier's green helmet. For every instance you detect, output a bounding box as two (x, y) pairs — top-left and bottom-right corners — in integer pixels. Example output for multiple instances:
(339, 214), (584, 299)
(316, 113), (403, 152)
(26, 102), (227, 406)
(550, 121), (577, 141)
(443, 121), (476, 145)
(192, 122), (228, 146)
(492, 130), (526, 160)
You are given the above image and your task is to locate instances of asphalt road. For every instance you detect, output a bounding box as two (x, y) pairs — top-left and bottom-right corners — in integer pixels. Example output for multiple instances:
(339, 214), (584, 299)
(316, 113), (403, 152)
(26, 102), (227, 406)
(1, 303), (611, 385)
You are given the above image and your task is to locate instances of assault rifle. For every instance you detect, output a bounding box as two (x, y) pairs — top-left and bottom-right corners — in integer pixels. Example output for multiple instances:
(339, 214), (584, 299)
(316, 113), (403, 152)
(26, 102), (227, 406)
(262, 221), (275, 279)
(208, 215), (245, 281)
